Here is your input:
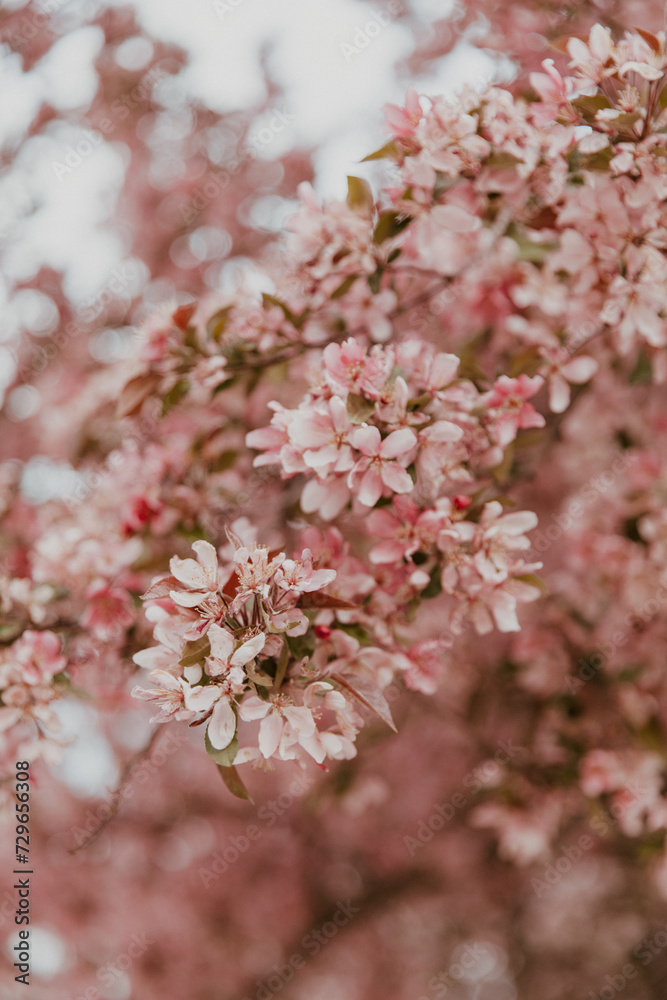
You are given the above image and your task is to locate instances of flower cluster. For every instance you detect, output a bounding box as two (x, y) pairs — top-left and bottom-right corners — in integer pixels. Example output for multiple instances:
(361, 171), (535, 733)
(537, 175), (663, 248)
(132, 536), (415, 783)
(0, 630), (66, 763)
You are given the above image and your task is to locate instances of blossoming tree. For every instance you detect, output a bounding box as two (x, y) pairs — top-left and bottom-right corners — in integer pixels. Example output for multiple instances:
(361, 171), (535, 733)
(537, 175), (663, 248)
(3, 5), (667, 999)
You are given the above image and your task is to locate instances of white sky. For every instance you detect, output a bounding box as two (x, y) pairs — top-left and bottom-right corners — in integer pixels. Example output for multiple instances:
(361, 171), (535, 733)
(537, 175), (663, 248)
(0, 0), (500, 304)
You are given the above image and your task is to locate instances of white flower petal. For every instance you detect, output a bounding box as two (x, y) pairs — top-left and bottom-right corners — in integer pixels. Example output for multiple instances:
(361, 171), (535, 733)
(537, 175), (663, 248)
(259, 712), (284, 758)
(208, 623), (235, 663)
(231, 632), (266, 667)
(207, 699), (237, 749)
(238, 694), (271, 721)
(185, 683), (220, 713)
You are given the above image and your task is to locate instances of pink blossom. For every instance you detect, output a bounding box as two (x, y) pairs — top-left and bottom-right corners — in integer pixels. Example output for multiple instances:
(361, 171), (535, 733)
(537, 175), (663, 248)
(529, 59), (573, 125)
(274, 548), (337, 594)
(169, 540), (220, 608)
(81, 581), (135, 640)
(348, 426), (417, 507)
(238, 694), (323, 762)
(367, 496), (452, 564)
(206, 624), (266, 678)
(383, 86), (423, 138)
(131, 670), (202, 724)
(538, 346), (598, 413)
(288, 397), (355, 476)
(9, 629), (66, 685)
(484, 375), (545, 447)
(300, 476), (351, 521)
(322, 339), (390, 399)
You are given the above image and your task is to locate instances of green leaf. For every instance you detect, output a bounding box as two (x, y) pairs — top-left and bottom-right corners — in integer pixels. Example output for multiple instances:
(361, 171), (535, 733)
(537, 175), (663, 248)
(346, 175), (374, 213)
(0, 622), (23, 643)
(612, 112), (642, 129)
(179, 636), (211, 668)
(331, 672), (397, 732)
(346, 393), (375, 424)
(485, 150), (523, 168)
(368, 268), (382, 294)
(373, 211), (411, 244)
(262, 293), (301, 328)
(630, 351), (652, 384)
(206, 306), (233, 341)
(571, 95), (612, 115)
(205, 729), (239, 766)
(433, 171), (459, 200)
(514, 573), (548, 594)
(331, 274), (358, 300)
(217, 763), (253, 802)
(273, 640), (289, 691)
(492, 441), (515, 485)
(246, 660), (273, 687)
(335, 623), (374, 645)
(162, 379), (189, 416)
(421, 565), (442, 599)
(209, 449), (238, 473)
(509, 232), (558, 263)
(577, 147), (614, 171)
(361, 140), (400, 162)
(508, 347), (542, 377)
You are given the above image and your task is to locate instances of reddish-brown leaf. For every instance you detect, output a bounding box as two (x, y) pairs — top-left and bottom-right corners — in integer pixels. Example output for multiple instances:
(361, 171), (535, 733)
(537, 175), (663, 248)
(172, 302), (197, 330)
(332, 673), (397, 732)
(116, 373), (159, 418)
(140, 575), (181, 600)
(298, 593), (358, 610)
